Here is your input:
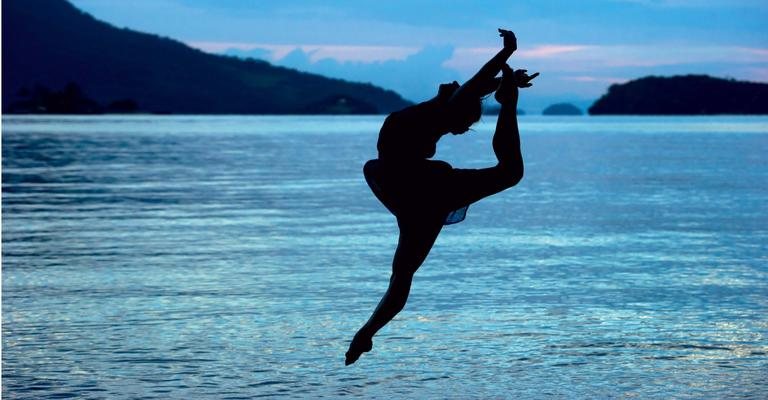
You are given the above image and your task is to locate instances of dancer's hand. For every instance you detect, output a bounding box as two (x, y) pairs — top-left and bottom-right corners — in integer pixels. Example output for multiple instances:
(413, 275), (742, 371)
(514, 69), (540, 88)
(495, 64), (539, 104)
(498, 29), (517, 52)
(495, 64), (518, 104)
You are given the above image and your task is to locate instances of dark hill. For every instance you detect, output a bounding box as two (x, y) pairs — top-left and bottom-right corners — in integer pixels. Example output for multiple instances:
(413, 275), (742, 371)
(2, 0), (411, 114)
(589, 75), (768, 115)
(542, 103), (582, 115)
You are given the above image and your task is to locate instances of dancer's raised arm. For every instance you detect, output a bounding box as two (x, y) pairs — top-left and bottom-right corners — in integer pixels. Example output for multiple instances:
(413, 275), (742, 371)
(493, 64), (538, 173)
(447, 29), (517, 106)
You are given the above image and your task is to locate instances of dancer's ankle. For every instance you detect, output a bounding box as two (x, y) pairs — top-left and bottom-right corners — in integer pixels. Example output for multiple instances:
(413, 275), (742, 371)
(356, 326), (375, 340)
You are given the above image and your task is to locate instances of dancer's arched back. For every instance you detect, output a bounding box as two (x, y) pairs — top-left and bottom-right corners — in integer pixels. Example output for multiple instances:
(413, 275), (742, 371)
(346, 29), (539, 365)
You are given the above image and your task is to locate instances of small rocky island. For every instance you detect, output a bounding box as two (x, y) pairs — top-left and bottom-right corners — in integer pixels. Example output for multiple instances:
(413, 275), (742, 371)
(589, 75), (768, 115)
(542, 103), (583, 115)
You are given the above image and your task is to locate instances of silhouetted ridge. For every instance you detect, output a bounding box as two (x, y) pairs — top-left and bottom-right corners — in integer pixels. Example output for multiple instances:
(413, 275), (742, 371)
(2, 0), (411, 114)
(589, 75), (768, 115)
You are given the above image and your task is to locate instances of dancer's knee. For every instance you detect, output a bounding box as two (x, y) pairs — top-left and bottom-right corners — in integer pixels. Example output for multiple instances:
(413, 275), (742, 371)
(388, 273), (414, 310)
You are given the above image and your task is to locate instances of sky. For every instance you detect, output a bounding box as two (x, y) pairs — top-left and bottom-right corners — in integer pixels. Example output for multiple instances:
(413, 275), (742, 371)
(70, 0), (768, 112)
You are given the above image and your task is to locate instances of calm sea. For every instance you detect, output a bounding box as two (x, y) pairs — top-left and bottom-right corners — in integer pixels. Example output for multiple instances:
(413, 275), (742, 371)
(3, 115), (767, 399)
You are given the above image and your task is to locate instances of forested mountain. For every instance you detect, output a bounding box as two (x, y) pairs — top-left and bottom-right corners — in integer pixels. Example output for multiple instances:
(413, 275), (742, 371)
(3, 0), (411, 114)
(589, 75), (768, 115)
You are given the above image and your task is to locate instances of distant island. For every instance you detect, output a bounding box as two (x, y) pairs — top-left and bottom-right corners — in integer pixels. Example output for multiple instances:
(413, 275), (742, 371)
(542, 103), (583, 116)
(589, 75), (768, 115)
(2, 0), (411, 115)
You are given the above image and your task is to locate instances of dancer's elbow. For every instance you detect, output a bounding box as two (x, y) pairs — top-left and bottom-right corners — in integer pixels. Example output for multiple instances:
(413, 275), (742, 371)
(509, 168), (524, 186)
(499, 163), (524, 187)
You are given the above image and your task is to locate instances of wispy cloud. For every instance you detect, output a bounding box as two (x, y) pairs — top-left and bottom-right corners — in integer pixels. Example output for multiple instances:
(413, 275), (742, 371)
(442, 43), (768, 72)
(589, 45), (768, 68)
(518, 45), (592, 59)
(562, 76), (629, 84)
(192, 39), (768, 107)
(216, 45), (460, 102)
(188, 41), (419, 63)
(444, 45), (590, 68)
(291, 45), (419, 63)
(189, 41), (266, 53)
(740, 47), (768, 57)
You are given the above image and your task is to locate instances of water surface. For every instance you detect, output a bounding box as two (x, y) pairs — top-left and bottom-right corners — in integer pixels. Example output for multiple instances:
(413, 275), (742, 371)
(3, 115), (767, 398)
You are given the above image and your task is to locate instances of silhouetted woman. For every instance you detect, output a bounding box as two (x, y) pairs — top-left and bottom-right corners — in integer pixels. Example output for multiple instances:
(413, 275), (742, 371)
(346, 29), (538, 365)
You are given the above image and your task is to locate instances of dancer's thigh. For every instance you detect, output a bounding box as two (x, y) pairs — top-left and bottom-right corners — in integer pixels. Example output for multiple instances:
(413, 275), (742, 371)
(442, 166), (512, 211)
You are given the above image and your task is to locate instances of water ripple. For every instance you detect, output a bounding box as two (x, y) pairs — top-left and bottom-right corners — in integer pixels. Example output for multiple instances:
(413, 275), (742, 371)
(3, 116), (768, 399)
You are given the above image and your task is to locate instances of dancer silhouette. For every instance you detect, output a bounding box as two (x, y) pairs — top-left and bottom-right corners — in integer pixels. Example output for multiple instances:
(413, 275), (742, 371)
(346, 29), (538, 365)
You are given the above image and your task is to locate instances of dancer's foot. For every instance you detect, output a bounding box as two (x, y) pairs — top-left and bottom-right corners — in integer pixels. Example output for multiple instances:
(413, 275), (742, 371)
(345, 334), (373, 366)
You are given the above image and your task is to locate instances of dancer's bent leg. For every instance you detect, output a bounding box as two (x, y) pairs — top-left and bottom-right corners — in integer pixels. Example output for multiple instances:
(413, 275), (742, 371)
(447, 104), (524, 209)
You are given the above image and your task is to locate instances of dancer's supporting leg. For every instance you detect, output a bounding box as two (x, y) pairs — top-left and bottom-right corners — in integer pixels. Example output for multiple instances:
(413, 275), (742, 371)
(345, 217), (443, 365)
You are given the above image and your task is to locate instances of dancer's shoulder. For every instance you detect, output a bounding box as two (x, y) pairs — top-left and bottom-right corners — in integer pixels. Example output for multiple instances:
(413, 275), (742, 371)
(383, 101), (440, 132)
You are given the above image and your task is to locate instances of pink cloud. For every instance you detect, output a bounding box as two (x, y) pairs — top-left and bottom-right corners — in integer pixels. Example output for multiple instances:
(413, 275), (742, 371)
(444, 44), (592, 73)
(189, 41), (768, 83)
(563, 76), (629, 84)
(560, 75), (629, 84)
(296, 45), (419, 63)
(517, 45), (591, 59)
(446, 44), (589, 61)
(738, 47), (768, 58)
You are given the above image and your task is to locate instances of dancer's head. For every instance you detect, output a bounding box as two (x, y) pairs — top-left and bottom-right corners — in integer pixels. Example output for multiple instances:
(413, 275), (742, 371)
(443, 98), (483, 135)
(436, 81), (485, 135)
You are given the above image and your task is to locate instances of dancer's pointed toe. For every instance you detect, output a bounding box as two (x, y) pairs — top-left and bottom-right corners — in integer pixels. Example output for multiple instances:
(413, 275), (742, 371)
(344, 335), (373, 366)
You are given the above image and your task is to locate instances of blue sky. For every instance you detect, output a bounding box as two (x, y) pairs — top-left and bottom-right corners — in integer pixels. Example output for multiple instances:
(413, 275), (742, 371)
(70, 0), (768, 111)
